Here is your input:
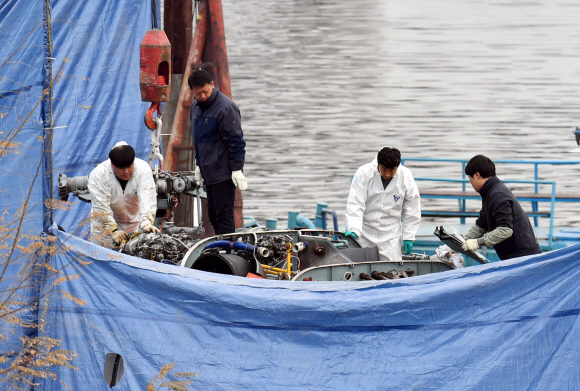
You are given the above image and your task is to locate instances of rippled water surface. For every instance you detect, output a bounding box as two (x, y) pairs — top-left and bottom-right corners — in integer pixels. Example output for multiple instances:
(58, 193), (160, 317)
(221, 0), (580, 228)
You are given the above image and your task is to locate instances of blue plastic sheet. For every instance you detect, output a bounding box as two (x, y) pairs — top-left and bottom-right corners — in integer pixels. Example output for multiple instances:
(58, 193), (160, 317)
(0, 0), (157, 386)
(37, 226), (580, 390)
(1, 0), (158, 235)
(49, 0), (160, 235)
(3, 1), (580, 389)
(0, 1), (47, 381)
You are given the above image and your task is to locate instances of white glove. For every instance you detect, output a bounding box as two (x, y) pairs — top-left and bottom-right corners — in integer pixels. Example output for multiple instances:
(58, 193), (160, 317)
(142, 224), (160, 234)
(462, 239), (479, 252)
(194, 166), (203, 184)
(231, 170), (248, 191)
(111, 230), (128, 244)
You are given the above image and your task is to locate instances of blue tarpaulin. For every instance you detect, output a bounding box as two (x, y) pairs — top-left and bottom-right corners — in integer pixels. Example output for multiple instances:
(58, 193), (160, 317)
(0, 0), (159, 238)
(0, 0), (158, 388)
(3, 0), (580, 389)
(38, 226), (580, 390)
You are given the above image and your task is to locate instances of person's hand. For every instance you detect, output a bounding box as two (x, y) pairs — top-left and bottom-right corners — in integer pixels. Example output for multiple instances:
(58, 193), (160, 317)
(194, 166), (203, 184)
(403, 240), (413, 255)
(142, 224), (160, 234)
(462, 239), (479, 252)
(344, 231), (358, 239)
(111, 230), (127, 244)
(231, 170), (248, 191)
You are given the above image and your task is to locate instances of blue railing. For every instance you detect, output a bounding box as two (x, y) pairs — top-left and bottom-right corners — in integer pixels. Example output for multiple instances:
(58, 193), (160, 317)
(401, 158), (580, 250)
(414, 177), (556, 249)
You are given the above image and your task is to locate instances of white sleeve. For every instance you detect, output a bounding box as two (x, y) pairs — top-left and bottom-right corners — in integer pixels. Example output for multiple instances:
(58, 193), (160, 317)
(402, 173), (421, 241)
(345, 169), (367, 236)
(88, 166), (117, 232)
(136, 164), (158, 228)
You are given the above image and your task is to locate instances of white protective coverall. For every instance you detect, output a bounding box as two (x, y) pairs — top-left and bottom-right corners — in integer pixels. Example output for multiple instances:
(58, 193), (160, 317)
(345, 156), (421, 261)
(88, 158), (157, 247)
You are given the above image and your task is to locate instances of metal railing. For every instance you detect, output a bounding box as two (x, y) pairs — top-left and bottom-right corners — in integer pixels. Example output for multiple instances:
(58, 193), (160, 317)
(400, 157), (580, 249)
(402, 158), (580, 223)
(413, 177), (556, 249)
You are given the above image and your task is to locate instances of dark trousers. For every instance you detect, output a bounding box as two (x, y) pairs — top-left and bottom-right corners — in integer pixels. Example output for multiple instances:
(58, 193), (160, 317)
(205, 179), (236, 235)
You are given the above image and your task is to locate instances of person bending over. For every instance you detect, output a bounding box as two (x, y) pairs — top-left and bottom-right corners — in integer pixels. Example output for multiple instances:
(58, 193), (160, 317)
(88, 141), (159, 247)
(461, 155), (541, 260)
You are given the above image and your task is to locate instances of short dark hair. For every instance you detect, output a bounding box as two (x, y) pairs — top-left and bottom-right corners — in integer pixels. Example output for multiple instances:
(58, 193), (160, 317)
(188, 69), (213, 88)
(109, 145), (135, 169)
(465, 155), (496, 178)
(377, 147), (401, 169)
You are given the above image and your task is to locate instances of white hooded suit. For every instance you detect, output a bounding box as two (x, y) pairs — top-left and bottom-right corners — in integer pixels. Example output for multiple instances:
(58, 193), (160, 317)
(88, 158), (157, 247)
(345, 156), (421, 261)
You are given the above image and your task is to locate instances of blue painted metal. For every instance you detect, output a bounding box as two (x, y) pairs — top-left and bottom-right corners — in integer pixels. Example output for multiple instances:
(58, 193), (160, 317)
(314, 202), (329, 228)
(265, 218), (278, 230)
(320, 208), (339, 231)
(243, 216), (260, 228)
(315, 202), (339, 231)
(288, 211), (316, 229)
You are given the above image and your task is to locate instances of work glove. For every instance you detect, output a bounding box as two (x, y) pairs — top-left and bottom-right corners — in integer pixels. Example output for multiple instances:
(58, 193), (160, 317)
(111, 230), (128, 245)
(194, 166), (203, 184)
(462, 239), (480, 252)
(403, 240), (413, 255)
(344, 231), (359, 239)
(231, 170), (248, 191)
(142, 223), (160, 234)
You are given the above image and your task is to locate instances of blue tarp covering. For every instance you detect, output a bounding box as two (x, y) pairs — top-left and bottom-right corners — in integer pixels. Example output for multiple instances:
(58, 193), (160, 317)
(3, 1), (580, 389)
(0, 0), (158, 387)
(38, 226), (580, 390)
(0, 0), (159, 238)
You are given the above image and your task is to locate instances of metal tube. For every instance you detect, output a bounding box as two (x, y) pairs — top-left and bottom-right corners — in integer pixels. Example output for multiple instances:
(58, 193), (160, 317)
(285, 242), (292, 276)
(165, 0), (207, 172)
(321, 208), (338, 231)
(204, 240), (270, 257)
(262, 264), (290, 274)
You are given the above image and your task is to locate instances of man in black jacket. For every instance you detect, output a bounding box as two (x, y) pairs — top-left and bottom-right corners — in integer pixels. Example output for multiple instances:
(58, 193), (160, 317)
(461, 155), (541, 260)
(188, 69), (247, 234)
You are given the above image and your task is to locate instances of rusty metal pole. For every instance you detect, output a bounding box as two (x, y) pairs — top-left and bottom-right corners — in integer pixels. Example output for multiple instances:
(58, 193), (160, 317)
(165, 1), (207, 172)
(207, 0), (230, 98)
(207, 0), (244, 229)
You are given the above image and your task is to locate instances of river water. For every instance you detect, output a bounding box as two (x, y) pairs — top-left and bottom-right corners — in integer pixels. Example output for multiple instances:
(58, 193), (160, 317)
(222, 0), (580, 229)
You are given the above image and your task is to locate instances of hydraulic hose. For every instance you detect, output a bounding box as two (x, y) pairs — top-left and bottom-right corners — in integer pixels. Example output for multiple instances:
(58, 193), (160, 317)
(204, 240), (270, 258)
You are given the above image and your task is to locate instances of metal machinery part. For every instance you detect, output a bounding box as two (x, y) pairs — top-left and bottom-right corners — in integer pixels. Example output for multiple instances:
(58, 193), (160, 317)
(153, 170), (205, 236)
(180, 229), (456, 281)
(58, 173), (91, 202)
(121, 232), (196, 265)
(433, 226), (489, 264)
(58, 169), (206, 236)
(191, 252), (266, 278)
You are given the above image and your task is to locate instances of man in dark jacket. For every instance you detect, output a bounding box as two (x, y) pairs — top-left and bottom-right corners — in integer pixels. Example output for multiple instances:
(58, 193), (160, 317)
(188, 69), (247, 234)
(462, 155), (541, 260)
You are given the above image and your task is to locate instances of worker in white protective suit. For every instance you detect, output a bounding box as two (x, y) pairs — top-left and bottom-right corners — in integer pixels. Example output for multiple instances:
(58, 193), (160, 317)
(88, 141), (159, 248)
(345, 147), (421, 261)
